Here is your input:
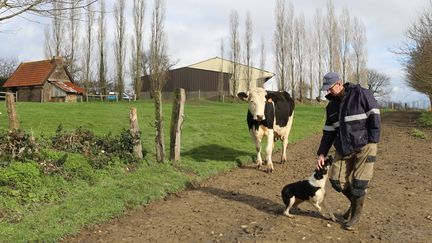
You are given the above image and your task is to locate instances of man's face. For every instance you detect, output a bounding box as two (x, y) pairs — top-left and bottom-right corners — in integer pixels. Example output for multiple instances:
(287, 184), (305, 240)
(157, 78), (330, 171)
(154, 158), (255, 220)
(327, 81), (343, 96)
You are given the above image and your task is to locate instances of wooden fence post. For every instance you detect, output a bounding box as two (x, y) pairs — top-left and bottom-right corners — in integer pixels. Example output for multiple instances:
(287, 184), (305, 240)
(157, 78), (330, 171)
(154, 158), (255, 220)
(6, 93), (19, 130)
(170, 88), (186, 162)
(129, 107), (143, 159)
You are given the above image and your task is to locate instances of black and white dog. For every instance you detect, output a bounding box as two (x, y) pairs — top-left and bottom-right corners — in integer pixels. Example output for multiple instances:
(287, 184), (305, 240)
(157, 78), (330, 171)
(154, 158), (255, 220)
(281, 156), (336, 221)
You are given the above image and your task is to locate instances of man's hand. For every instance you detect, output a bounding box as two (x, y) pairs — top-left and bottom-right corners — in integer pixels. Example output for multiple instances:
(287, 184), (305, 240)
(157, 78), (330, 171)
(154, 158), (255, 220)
(317, 154), (325, 169)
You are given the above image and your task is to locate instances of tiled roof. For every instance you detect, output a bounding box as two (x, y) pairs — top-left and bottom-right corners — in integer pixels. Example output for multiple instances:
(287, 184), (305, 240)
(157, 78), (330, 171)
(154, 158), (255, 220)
(64, 82), (85, 94)
(52, 81), (85, 94)
(3, 59), (57, 88)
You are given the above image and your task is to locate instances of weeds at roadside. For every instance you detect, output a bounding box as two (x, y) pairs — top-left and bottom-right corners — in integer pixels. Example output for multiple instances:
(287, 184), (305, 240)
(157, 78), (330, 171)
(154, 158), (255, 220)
(411, 128), (427, 139)
(418, 112), (432, 128)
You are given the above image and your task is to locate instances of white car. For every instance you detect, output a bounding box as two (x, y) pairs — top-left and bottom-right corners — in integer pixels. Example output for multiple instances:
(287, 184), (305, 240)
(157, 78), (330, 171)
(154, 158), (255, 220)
(123, 93), (133, 101)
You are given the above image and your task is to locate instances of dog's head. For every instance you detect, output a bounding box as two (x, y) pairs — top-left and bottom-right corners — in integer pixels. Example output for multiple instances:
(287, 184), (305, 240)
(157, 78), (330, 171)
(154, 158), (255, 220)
(313, 156), (333, 180)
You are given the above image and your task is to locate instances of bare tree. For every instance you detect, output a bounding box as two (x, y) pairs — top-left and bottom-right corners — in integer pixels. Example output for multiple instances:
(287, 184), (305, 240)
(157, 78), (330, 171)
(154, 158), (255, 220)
(229, 10), (240, 96)
(44, 0), (64, 58)
(258, 36), (266, 88)
(274, 0), (288, 92)
(0, 58), (18, 81)
(114, 0), (127, 99)
(218, 37), (224, 101)
(97, 0), (107, 94)
(398, 2), (432, 108)
(338, 8), (351, 83)
(294, 14), (306, 101)
(306, 25), (316, 100)
(149, 0), (169, 163)
(0, 0), (96, 22)
(44, 27), (52, 58)
(131, 0), (146, 99)
(64, 1), (81, 81)
(367, 69), (391, 98)
(325, 0), (338, 72)
(82, 0), (94, 91)
(286, 2), (296, 97)
(313, 8), (325, 100)
(352, 16), (367, 85)
(244, 11), (253, 90)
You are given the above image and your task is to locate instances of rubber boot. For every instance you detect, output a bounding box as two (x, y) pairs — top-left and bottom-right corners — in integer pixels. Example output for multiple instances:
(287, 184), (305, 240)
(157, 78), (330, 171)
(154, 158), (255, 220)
(344, 195), (366, 231)
(341, 187), (353, 222)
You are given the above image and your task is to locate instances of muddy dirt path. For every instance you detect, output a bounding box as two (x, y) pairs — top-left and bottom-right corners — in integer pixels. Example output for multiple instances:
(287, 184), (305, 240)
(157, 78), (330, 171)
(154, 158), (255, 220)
(67, 111), (432, 242)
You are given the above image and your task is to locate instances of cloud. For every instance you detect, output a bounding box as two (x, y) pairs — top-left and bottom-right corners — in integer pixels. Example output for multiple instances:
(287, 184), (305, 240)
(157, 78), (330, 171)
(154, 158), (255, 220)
(0, 0), (430, 104)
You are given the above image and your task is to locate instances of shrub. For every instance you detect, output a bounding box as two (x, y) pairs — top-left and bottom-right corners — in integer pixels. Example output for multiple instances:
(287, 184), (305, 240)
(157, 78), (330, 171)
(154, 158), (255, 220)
(50, 125), (143, 169)
(0, 130), (41, 166)
(411, 128), (427, 139)
(51, 125), (95, 154)
(418, 112), (432, 128)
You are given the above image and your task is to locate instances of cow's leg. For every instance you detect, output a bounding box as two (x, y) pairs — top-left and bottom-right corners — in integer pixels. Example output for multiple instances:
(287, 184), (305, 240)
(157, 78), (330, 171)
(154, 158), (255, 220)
(266, 130), (275, 173)
(251, 131), (263, 168)
(281, 135), (288, 164)
(281, 113), (294, 164)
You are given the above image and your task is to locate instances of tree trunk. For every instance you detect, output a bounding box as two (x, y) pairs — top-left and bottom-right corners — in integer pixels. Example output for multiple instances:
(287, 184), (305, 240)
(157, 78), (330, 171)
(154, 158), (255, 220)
(6, 93), (19, 130)
(129, 107), (143, 159)
(170, 88), (185, 162)
(154, 90), (165, 162)
(429, 95), (432, 112)
(291, 62), (295, 100)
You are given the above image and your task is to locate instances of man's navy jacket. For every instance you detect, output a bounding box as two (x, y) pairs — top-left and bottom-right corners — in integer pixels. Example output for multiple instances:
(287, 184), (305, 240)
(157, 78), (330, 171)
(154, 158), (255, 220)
(317, 83), (381, 156)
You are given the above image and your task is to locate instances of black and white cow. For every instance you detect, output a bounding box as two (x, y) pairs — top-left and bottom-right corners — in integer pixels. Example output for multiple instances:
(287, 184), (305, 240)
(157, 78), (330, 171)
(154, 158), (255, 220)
(238, 88), (295, 173)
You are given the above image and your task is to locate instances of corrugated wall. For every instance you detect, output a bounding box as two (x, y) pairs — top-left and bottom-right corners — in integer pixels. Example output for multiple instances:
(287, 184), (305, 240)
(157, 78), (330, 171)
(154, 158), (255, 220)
(141, 67), (231, 93)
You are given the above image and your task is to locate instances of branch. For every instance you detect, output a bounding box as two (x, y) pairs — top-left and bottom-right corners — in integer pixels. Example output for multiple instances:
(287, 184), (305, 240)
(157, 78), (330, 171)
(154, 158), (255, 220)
(0, 1), (41, 21)
(0, 0), (98, 21)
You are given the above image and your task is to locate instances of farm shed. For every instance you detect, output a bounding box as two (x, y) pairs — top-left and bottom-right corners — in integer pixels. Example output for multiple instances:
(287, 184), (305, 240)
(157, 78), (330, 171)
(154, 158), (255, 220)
(140, 57), (274, 99)
(2, 57), (85, 102)
(141, 67), (231, 99)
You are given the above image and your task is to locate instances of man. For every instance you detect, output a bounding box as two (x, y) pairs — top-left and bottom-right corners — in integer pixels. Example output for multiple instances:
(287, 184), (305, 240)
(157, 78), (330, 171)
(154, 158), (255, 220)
(316, 72), (381, 231)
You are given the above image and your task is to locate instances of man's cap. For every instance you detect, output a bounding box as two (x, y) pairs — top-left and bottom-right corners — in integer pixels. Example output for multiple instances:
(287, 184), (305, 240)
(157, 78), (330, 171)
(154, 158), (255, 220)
(321, 72), (340, 91)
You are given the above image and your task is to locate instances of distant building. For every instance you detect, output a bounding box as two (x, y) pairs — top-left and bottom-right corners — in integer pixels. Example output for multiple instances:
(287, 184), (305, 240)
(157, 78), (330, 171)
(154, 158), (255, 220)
(141, 57), (274, 99)
(2, 57), (85, 102)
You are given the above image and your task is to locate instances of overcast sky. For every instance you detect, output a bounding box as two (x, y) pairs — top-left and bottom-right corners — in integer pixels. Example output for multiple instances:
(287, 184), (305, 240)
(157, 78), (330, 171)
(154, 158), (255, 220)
(0, 0), (430, 105)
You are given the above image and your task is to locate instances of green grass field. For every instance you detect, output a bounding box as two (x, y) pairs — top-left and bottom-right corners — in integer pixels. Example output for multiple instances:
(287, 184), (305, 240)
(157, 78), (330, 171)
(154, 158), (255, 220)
(0, 100), (325, 241)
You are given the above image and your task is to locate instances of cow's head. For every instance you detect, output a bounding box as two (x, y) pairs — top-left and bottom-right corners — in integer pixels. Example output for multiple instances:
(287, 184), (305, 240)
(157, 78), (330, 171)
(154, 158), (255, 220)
(237, 88), (268, 121)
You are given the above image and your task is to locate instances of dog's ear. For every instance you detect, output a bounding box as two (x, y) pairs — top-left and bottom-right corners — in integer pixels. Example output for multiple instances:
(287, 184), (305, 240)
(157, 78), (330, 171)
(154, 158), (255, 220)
(314, 170), (324, 180)
(325, 156), (334, 166)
